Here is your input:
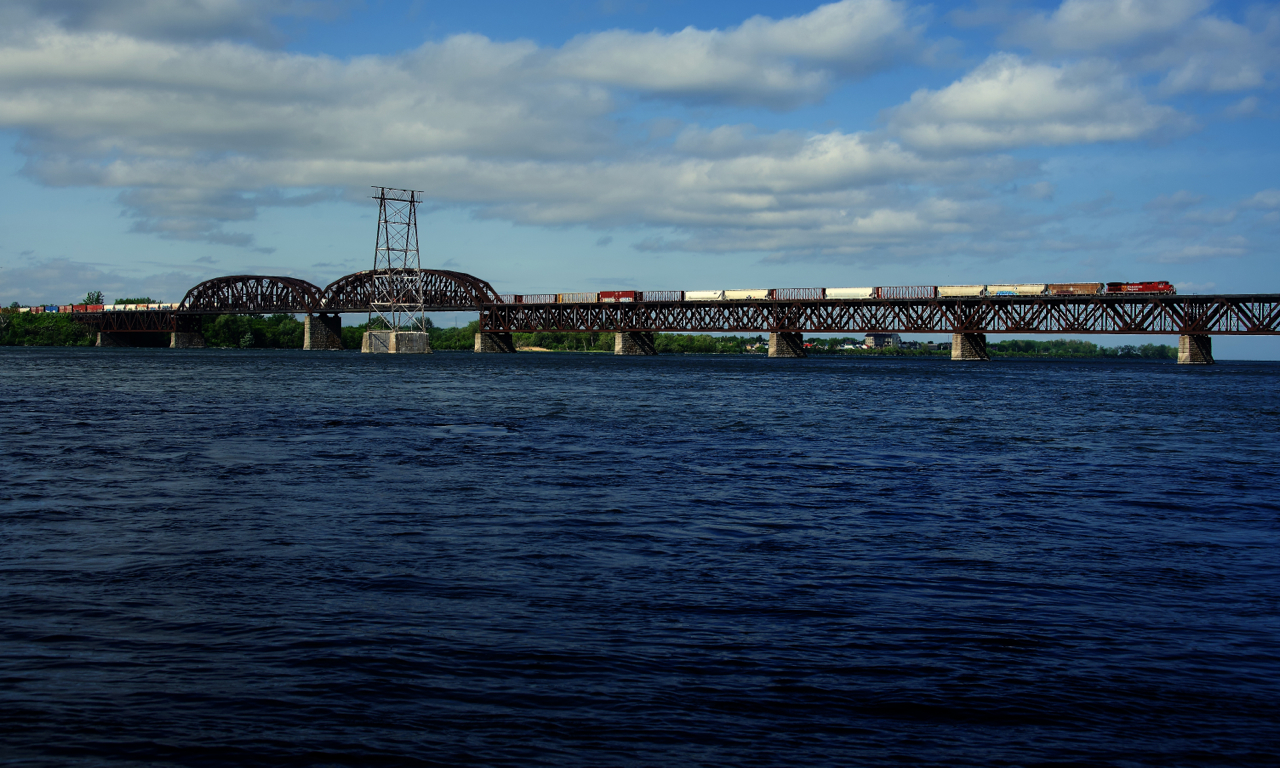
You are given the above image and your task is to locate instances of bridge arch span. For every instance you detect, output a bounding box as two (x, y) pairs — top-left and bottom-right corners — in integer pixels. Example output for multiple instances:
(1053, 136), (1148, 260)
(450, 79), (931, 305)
(181, 275), (323, 314)
(321, 269), (503, 311)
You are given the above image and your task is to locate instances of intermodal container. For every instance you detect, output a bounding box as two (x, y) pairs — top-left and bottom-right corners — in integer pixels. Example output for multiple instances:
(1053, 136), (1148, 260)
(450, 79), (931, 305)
(46, 305), (60, 313)
(723, 289), (769, 300)
(685, 290), (726, 301)
(557, 292), (598, 303)
(521, 294), (558, 304)
(1047, 282), (1103, 295)
(58, 305), (72, 313)
(938, 285), (985, 298)
(600, 291), (637, 302)
(877, 286), (937, 300)
(825, 287), (876, 299)
(88, 304), (104, 312)
(19, 307), (31, 313)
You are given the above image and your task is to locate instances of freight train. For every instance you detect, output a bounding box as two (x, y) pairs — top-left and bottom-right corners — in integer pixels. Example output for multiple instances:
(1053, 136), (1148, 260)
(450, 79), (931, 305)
(508, 281), (1176, 304)
(13, 303), (182, 313)
(12, 281), (1175, 311)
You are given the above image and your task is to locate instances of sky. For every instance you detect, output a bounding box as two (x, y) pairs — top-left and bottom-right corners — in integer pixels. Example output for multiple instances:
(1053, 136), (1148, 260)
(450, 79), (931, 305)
(1, 0), (1278, 356)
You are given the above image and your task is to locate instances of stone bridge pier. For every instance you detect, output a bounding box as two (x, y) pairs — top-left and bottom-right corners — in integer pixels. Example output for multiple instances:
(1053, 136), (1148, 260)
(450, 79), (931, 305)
(614, 331), (656, 355)
(1178, 334), (1214, 364)
(951, 332), (989, 361)
(475, 332), (516, 353)
(768, 332), (806, 358)
(304, 313), (343, 350)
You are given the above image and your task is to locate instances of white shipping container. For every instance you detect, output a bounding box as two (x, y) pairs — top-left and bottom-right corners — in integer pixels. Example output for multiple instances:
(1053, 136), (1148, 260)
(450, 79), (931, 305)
(723, 289), (769, 300)
(826, 287), (876, 299)
(685, 290), (725, 301)
(938, 285), (986, 297)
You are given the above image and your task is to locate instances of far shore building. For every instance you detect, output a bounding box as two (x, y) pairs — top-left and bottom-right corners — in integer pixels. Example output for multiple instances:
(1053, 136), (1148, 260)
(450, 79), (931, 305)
(864, 333), (901, 349)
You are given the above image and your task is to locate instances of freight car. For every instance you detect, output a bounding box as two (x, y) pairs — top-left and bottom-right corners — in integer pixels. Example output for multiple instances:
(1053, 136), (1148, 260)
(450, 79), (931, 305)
(1106, 281), (1176, 295)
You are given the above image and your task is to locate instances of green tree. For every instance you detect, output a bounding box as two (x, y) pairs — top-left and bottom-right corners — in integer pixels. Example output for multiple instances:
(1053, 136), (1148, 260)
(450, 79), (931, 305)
(83, 291), (104, 305)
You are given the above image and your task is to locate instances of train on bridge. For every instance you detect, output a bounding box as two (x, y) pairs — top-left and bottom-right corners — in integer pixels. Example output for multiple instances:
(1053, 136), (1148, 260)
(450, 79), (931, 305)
(507, 281), (1176, 305)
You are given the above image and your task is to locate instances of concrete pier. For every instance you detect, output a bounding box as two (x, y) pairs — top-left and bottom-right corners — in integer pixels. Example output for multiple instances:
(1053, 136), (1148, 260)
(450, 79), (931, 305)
(1178, 334), (1214, 365)
(951, 332), (990, 361)
(768, 332), (806, 358)
(303, 314), (343, 350)
(362, 330), (432, 353)
(170, 332), (206, 349)
(96, 331), (127, 347)
(474, 332), (516, 353)
(614, 331), (657, 355)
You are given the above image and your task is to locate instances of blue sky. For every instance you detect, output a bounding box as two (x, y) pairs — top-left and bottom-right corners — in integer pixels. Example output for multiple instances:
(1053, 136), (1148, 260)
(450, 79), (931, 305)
(1, 0), (1278, 356)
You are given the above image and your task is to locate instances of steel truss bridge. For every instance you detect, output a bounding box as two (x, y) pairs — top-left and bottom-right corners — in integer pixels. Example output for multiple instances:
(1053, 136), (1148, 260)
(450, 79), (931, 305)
(71, 270), (1280, 338)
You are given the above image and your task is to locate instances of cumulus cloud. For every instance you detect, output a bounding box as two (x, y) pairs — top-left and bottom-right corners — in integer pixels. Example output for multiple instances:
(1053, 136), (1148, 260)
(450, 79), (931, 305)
(553, 0), (921, 108)
(0, 0), (335, 44)
(1003, 0), (1279, 95)
(886, 54), (1189, 152)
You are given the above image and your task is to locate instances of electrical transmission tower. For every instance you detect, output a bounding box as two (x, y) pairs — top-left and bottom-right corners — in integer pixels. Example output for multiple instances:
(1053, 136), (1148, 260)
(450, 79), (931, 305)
(368, 186), (428, 335)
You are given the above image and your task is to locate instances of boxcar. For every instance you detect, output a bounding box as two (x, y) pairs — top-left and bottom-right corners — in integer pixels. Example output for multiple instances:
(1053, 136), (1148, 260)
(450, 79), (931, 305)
(600, 291), (636, 302)
(877, 286), (938, 299)
(1105, 281), (1176, 295)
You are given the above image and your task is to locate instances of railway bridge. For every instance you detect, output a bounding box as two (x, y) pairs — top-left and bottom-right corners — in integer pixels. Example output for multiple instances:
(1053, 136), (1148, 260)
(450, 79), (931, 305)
(73, 269), (1280, 364)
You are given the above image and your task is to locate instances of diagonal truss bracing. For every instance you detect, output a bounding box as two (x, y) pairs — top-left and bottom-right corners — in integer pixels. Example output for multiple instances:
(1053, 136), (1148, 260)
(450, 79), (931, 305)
(478, 295), (1280, 335)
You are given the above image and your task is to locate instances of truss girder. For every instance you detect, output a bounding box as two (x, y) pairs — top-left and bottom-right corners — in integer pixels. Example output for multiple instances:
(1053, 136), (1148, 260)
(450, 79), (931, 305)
(478, 296), (1280, 335)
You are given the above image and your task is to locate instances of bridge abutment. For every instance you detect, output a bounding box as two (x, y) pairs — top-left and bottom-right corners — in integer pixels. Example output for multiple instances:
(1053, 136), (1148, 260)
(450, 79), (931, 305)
(362, 330), (432, 354)
(951, 333), (990, 361)
(614, 331), (657, 355)
(304, 313), (343, 350)
(1178, 334), (1214, 365)
(768, 332), (807, 358)
(474, 332), (516, 353)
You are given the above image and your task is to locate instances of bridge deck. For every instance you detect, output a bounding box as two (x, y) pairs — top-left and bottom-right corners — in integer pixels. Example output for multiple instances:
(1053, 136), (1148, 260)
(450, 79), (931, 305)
(63, 294), (1280, 335)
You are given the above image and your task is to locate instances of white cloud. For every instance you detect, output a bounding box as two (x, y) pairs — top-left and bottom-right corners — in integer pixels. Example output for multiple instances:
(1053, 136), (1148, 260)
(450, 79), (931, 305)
(0, 0), (334, 44)
(1242, 189), (1280, 210)
(553, 0), (921, 108)
(1008, 0), (1211, 53)
(885, 54), (1189, 153)
(1145, 190), (1204, 210)
(1003, 0), (1279, 96)
(1150, 243), (1247, 264)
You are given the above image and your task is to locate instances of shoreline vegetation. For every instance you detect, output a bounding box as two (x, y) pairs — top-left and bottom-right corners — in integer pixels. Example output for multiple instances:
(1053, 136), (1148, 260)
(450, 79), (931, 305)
(0, 313), (1178, 359)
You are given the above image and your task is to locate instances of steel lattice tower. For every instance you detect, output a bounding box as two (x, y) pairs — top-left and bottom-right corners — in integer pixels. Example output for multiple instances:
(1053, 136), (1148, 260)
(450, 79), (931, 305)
(368, 186), (427, 334)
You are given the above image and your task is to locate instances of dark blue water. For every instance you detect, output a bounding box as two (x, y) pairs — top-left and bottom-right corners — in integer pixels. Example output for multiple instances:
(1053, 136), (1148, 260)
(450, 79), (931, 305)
(2, 347), (1278, 767)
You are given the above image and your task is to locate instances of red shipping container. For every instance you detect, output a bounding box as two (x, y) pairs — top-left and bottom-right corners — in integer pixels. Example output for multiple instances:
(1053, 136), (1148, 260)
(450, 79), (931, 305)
(88, 304), (105, 312)
(600, 290), (636, 302)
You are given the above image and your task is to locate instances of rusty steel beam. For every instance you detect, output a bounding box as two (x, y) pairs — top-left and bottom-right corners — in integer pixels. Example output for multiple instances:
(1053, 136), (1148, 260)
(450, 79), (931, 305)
(478, 295), (1280, 335)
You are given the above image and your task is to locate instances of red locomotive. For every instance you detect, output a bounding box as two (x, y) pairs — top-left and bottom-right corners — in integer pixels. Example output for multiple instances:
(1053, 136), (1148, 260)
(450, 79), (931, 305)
(1105, 281), (1176, 295)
